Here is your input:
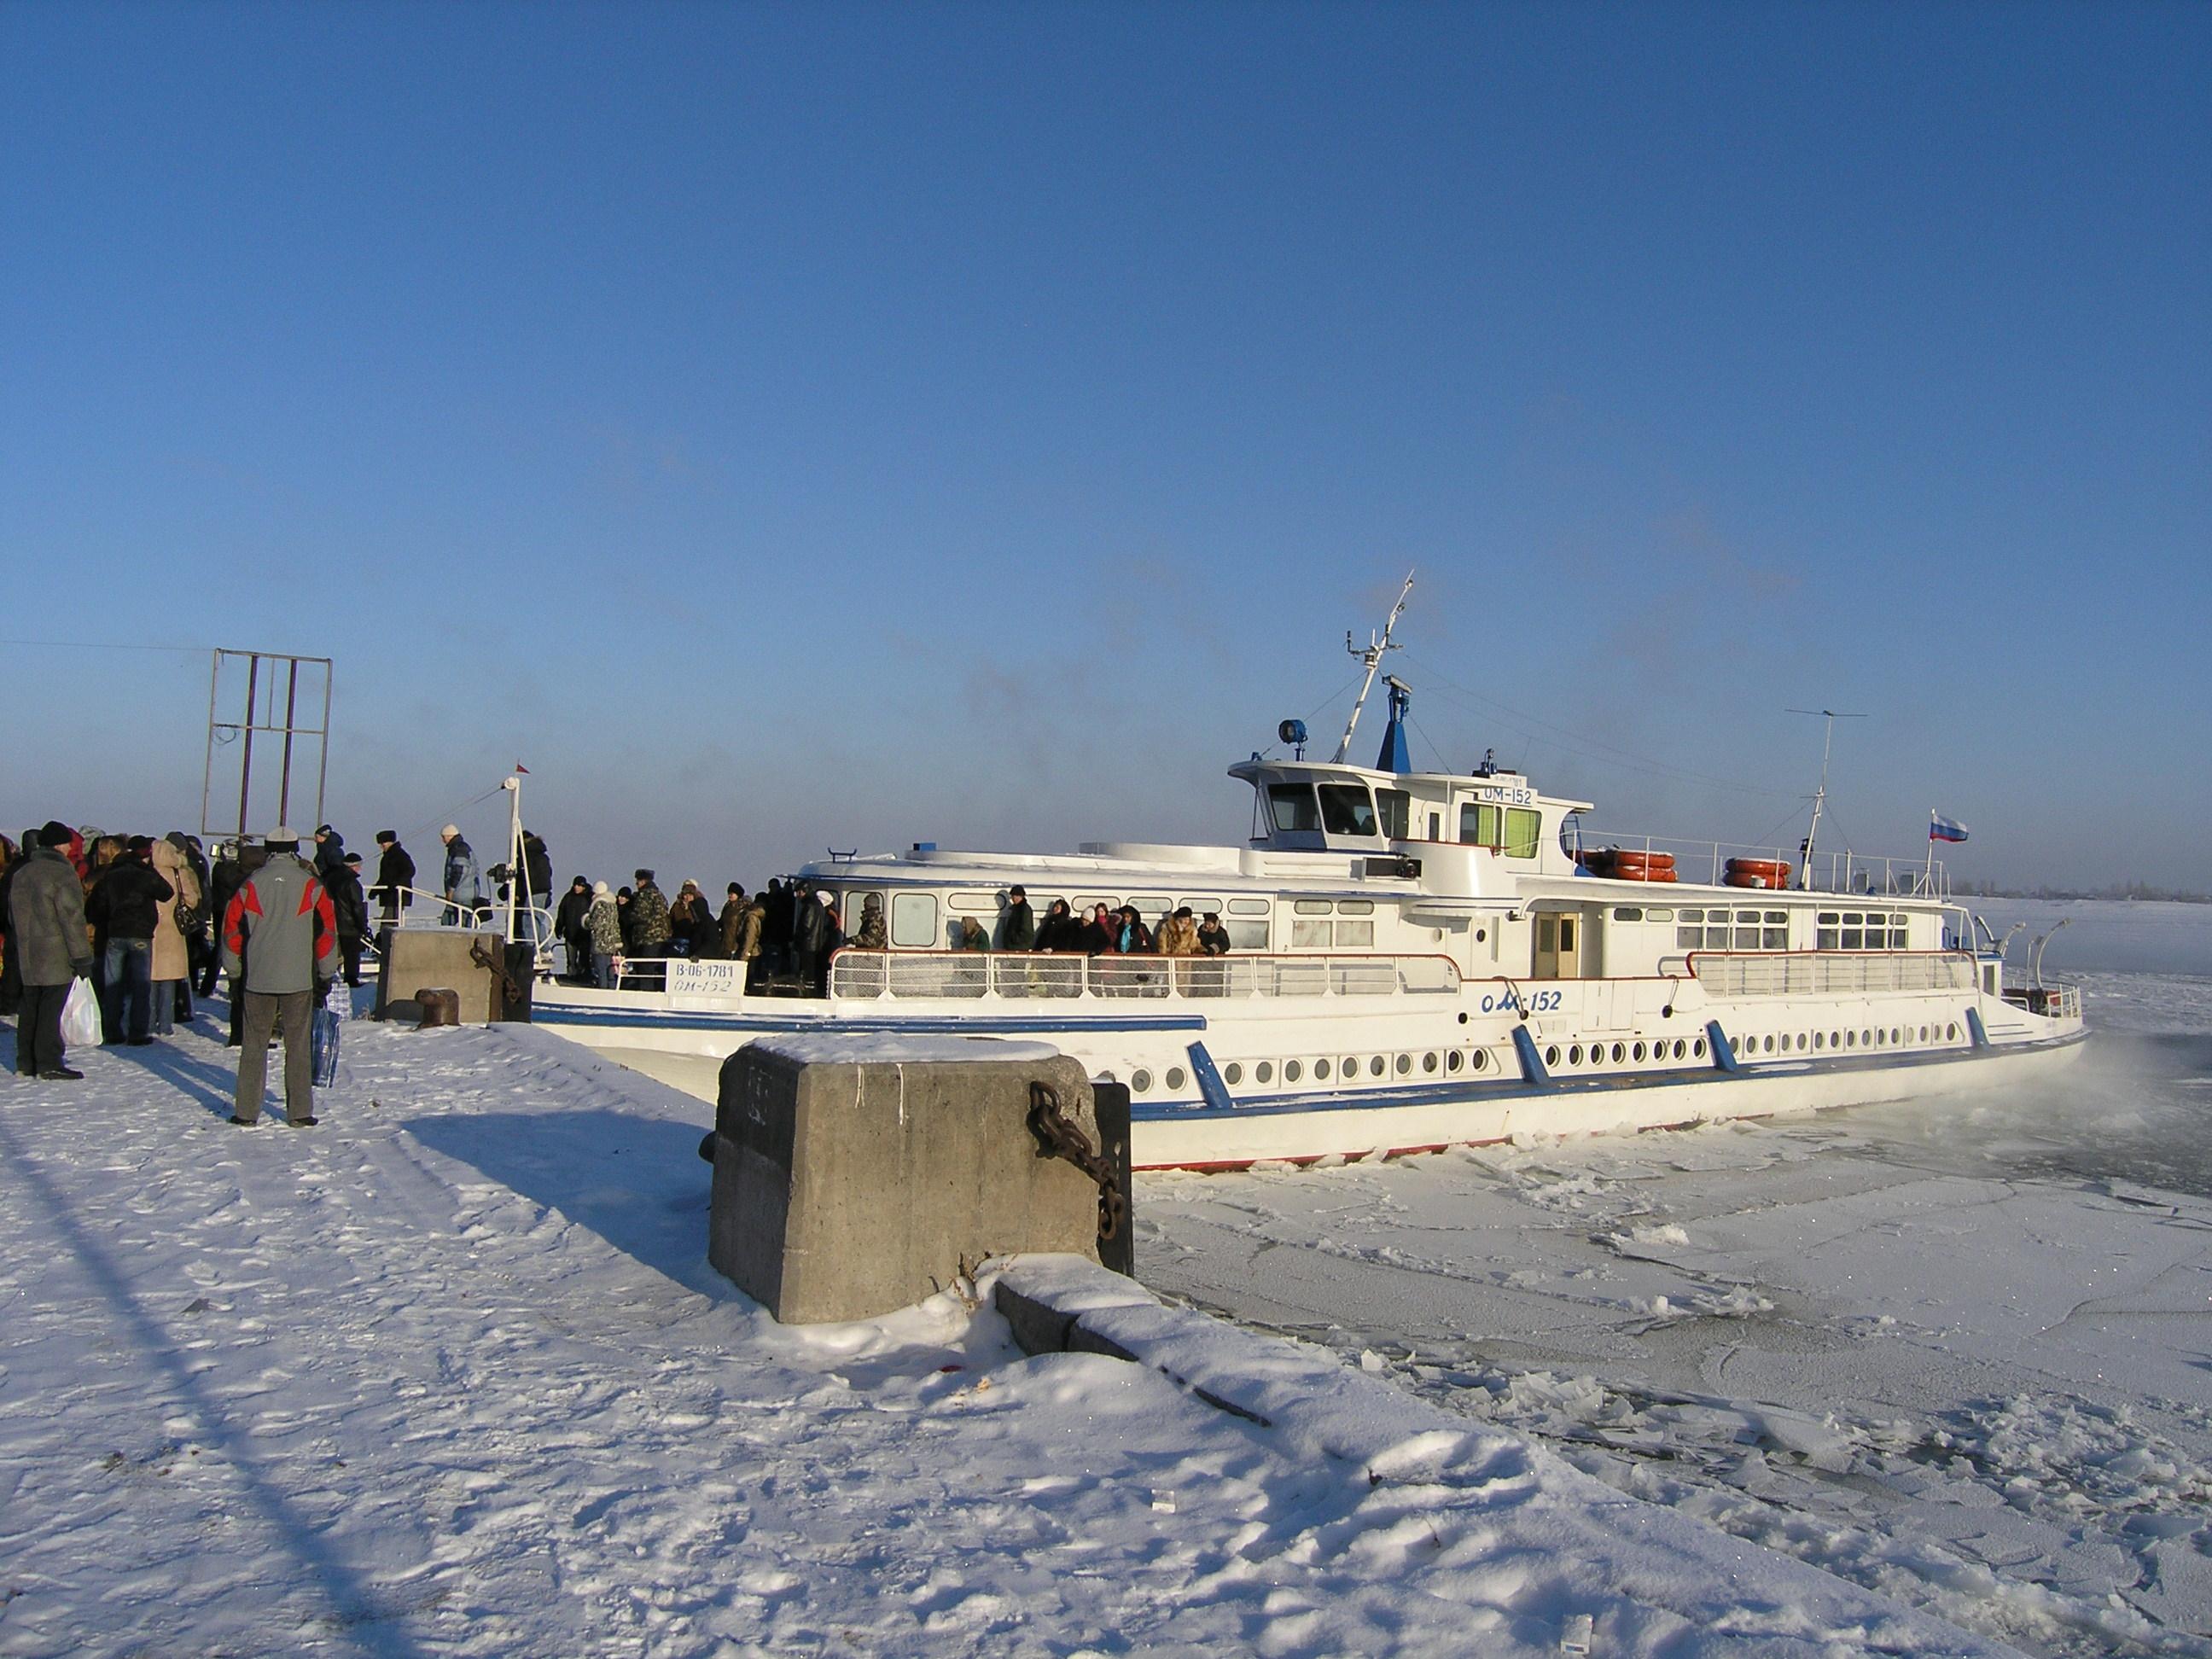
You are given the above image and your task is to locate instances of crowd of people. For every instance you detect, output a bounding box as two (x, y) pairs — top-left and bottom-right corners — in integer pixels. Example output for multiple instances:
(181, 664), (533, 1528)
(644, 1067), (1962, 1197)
(1, 820), (344, 1126)
(4, 813), (1253, 1091)
(541, 876), (1236, 996)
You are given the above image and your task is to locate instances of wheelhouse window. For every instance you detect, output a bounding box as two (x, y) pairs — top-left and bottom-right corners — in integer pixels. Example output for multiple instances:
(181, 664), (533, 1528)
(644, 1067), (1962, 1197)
(1459, 802), (1499, 846)
(1268, 784), (1320, 833)
(1503, 808), (1542, 859)
(890, 892), (938, 948)
(1317, 784), (1379, 837)
(1376, 789), (1411, 840)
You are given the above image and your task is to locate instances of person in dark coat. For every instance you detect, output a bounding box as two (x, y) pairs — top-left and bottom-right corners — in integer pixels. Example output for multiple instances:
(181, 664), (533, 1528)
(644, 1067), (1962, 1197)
(323, 852), (371, 987)
(762, 879), (795, 975)
(371, 831), (415, 926)
(1033, 899), (1080, 952)
(201, 843), (248, 998)
(169, 831), (211, 1023)
(9, 823), (95, 1079)
(311, 825), (346, 881)
(1077, 903), (1115, 955)
(555, 876), (593, 982)
(667, 880), (713, 958)
(1196, 911), (1233, 956)
(85, 836), (174, 1045)
(998, 886), (1036, 952)
(0, 834), (26, 1019)
(791, 888), (834, 995)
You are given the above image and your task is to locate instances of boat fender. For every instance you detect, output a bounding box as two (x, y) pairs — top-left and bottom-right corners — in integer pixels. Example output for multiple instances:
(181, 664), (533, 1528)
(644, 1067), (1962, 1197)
(1511, 1026), (1552, 1088)
(1965, 1008), (1989, 1050)
(1705, 1020), (1740, 1074)
(1185, 1041), (1238, 1112)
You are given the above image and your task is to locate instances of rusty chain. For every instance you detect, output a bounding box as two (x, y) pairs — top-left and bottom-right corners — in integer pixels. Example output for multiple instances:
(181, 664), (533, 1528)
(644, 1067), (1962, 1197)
(1027, 1082), (1128, 1244)
(469, 939), (523, 1008)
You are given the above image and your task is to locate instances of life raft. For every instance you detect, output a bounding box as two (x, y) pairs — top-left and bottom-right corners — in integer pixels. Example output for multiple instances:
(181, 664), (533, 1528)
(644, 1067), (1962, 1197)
(1723, 857), (1792, 890)
(1607, 849), (1677, 883)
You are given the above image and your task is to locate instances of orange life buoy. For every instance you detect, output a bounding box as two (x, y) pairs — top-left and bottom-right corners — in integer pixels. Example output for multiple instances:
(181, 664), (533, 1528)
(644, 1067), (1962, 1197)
(1724, 858), (1791, 890)
(1610, 849), (1676, 882)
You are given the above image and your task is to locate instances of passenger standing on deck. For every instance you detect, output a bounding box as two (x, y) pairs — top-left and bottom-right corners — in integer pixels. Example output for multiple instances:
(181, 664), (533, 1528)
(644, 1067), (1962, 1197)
(556, 876), (594, 982)
(1078, 903), (1115, 955)
(439, 825), (481, 924)
(1156, 905), (1200, 956)
(668, 880), (711, 957)
(9, 823), (94, 1080)
(586, 882), (623, 987)
(371, 830), (415, 926)
(736, 890), (767, 988)
(717, 883), (748, 958)
(628, 870), (671, 956)
(998, 885), (1036, 952)
(764, 879), (795, 975)
(222, 828), (336, 1128)
(1196, 911), (1232, 955)
(791, 887), (833, 993)
(852, 894), (887, 950)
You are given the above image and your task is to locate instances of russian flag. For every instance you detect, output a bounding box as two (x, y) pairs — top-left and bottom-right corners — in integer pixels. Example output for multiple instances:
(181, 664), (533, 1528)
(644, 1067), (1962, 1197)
(1930, 812), (1969, 844)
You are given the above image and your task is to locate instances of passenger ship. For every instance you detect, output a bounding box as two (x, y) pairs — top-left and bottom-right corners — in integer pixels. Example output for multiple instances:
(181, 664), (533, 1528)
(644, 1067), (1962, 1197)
(533, 585), (2084, 1170)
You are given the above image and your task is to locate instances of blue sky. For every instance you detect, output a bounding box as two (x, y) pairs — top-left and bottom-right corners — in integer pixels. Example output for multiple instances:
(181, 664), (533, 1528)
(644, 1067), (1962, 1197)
(4, 3), (2205, 890)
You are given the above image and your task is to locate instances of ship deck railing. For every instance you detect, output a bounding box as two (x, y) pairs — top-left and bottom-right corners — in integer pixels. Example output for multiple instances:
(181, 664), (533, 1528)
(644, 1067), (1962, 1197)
(1575, 830), (1950, 899)
(826, 948), (1463, 1003)
(1688, 949), (1976, 998)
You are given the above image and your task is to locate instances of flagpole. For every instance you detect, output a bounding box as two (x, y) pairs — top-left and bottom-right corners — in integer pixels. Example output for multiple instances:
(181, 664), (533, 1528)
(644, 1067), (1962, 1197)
(1924, 809), (1935, 896)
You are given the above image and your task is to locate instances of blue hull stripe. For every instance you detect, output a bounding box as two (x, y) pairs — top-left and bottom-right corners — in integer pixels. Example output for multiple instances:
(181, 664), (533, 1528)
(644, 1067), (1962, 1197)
(1129, 1029), (2086, 1124)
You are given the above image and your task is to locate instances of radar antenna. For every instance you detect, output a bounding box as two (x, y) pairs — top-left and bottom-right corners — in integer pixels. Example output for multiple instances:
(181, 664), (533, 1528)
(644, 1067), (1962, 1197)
(1334, 570), (1415, 764)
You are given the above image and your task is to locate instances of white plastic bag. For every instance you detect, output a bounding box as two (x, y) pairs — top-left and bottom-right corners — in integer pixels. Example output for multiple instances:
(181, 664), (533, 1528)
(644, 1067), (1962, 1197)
(60, 977), (102, 1050)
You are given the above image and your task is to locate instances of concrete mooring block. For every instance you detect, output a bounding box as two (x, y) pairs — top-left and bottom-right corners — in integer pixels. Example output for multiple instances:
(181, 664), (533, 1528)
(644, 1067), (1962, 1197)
(374, 928), (508, 1024)
(708, 1036), (1107, 1324)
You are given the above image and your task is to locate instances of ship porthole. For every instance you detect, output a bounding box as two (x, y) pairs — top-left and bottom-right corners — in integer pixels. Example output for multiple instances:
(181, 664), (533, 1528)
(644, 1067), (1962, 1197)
(1446, 1050), (1464, 1073)
(1632, 1041), (1647, 1062)
(1831, 1030), (1842, 1049)
(1255, 1061), (1274, 1084)
(1544, 1045), (1560, 1067)
(1610, 1042), (1626, 1064)
(1132, 1069), (1152, 1093)
(1224, 1062), (1243, 1086)
(1568, 1044), (1583, 1065)
(1313, 1057), (1331, 1080)
(1457, 1011), (1469, 1025)
(1166, 1067), (1187, 1091)
(1691, 1038), (1707, 1057)
(1891, 1027), (1902, 1045)
(1422, 1051), (1439, 1074)
(1918, 1025), (1929, 1042)
(1675, 1039), (1689, 1059)
(1369, 1055), (1386, 1077)
(1395, 1053), (1412, 1075)
(1284, 1059), (1303, 1083)
(1470, 1049), (1488, 1072)
(1343, 1057), (1358, 1077)
(1845, 1031), (1855, 1048)
(1764, 1035), (1777, 1053)
(1861, 1029), (1871, 1047)
(1947, 1022), (1959, 1040)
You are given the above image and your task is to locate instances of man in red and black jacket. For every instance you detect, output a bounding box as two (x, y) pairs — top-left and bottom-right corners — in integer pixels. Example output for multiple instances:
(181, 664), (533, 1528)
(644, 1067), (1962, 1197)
(221, 829), (336, 1127)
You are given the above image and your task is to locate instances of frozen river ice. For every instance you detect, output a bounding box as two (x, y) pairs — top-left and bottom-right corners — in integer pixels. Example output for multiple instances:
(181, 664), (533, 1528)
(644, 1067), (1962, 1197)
(1139, 900), (2212, 1658)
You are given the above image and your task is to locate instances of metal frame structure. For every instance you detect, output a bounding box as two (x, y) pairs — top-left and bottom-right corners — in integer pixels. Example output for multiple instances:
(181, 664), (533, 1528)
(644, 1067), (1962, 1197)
(200, 649), (334, 841)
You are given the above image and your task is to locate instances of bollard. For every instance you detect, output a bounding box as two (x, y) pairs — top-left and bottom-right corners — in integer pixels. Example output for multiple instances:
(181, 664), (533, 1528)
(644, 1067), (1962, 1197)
(707, 1036), (1104, 1324)
(415, 987), (461, 1027)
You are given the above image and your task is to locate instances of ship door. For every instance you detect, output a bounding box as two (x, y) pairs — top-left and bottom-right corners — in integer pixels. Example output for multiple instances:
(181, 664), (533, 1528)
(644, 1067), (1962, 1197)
(1534, 911), (1583, 980)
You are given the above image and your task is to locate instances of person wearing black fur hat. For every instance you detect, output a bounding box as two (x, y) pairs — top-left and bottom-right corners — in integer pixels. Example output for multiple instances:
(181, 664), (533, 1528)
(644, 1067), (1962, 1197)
(85, 835), (173, 1045)
(9, 822), (95, 1078)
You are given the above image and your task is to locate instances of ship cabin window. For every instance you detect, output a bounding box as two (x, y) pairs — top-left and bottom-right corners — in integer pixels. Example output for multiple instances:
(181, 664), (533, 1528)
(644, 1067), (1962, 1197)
(1317, 784), (1379, 838)
(1612, 907), (1642, 922)
(1376, 789), (1411, 841)
(1814, 911), (1910, 950)
(947, 892), (998, 912)
(1460, 802), (1543, 858)
(1226, 897), (1272, 951)
(1269, 784), (1321, 833)
(1289, 898), (1376, 950)
(890, 892), (938, 948)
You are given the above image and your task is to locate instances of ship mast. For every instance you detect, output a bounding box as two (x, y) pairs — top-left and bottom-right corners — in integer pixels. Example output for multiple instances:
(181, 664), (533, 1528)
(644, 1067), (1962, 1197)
(1788, 707), (1864, 890)
(1333, 570), (1415, 764)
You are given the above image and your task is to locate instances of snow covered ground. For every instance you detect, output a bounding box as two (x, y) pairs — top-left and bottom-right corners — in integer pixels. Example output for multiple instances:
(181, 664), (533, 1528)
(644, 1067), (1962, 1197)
(2, 898), (2202, 1656)
(1143, 899), (2212, 1659)
(3, 997), (2027, 1657)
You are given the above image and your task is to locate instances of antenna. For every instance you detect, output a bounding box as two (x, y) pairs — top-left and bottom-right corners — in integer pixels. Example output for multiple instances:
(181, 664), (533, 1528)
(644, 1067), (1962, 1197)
(1787, 707), (1866, 890)
(1333, 570), (1415, 764)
